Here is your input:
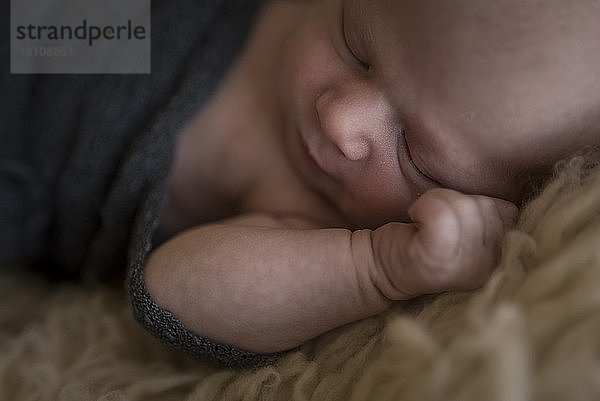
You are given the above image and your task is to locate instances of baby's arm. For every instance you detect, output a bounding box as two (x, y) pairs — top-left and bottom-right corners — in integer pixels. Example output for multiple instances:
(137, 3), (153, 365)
(144, 188), (517, 354)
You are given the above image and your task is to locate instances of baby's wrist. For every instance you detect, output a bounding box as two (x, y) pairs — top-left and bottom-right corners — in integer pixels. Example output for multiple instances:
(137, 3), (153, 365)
(350, 228), (407, 306)
(351, 223), (411, 304)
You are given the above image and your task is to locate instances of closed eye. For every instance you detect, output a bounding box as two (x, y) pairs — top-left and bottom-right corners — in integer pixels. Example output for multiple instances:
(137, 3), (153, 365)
(342, 6), (369, 70)
(400, 130), (440, 193)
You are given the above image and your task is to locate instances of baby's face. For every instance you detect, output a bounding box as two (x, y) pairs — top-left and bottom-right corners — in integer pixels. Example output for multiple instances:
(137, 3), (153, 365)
(276, 0), (600, 228)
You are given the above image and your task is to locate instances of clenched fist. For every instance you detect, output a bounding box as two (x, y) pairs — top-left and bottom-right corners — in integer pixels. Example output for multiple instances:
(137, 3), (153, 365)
(367, 188), (518, 300)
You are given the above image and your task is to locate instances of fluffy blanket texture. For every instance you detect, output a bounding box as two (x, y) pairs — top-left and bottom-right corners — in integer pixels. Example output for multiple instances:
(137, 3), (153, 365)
(1, 157), (599, 401)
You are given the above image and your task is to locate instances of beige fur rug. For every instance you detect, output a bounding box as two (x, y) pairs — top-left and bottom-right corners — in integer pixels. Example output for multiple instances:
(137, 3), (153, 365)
(1, 157), (599, 401)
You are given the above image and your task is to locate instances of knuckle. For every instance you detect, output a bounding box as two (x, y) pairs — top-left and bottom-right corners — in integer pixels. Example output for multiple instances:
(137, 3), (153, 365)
(456, 196), (481, 215)
(478, 196), (497, 211)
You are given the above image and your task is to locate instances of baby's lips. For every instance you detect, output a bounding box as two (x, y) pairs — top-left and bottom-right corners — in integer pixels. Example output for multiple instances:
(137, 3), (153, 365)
(494, 199), (519, 230)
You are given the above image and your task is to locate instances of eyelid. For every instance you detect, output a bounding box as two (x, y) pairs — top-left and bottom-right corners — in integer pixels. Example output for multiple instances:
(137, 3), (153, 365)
(400, 130), (440, 190)
(341, 5), (369, 70)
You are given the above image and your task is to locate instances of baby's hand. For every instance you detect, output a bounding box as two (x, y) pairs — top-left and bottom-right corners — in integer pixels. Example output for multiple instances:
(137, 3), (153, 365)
(369, 188), (518, 300)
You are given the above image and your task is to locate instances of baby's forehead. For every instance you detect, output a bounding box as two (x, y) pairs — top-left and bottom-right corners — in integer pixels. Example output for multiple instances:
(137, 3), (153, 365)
(371, 0), (574, 68)
(374, 6), (593, 141)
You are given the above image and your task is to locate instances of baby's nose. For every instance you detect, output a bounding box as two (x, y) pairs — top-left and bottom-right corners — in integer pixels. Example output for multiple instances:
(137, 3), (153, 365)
(315, 84), (393, 162)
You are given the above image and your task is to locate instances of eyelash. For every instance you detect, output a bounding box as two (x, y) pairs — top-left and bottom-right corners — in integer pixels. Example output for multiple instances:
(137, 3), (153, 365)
(402, 130), (436, 183)
(341, 9), (369, 70)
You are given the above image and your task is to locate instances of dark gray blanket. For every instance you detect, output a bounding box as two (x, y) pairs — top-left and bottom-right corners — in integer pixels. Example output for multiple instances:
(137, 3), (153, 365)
(1, 0), (276, 367)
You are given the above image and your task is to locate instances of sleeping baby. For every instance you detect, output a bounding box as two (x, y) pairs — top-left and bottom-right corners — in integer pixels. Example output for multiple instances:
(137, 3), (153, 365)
(143, 0), (600, 360)
(1, 0), (598, 368)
